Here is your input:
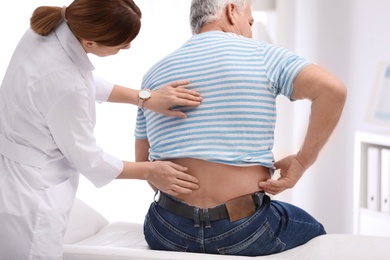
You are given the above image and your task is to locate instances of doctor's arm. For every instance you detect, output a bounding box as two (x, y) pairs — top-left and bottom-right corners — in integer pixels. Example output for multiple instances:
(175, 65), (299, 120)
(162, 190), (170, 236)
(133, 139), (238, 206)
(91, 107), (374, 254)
(107, 80), (202, 118)
(47, 80), (198, 192)
(259, 64), (347, 195)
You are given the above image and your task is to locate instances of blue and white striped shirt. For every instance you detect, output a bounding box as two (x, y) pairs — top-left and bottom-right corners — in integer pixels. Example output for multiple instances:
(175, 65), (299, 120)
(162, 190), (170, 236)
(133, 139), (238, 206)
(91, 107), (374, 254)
(135, 31), (310, 168)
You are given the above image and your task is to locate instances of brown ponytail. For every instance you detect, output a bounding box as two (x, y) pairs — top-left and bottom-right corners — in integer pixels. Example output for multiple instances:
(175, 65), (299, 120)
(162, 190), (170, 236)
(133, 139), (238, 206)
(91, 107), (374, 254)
(30, 6), (63, 36)
(30, 0), (142, 46)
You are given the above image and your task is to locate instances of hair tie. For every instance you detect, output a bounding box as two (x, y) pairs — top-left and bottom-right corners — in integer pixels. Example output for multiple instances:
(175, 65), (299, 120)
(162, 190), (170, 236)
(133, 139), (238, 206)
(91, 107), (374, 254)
(61, 6), (68, 22)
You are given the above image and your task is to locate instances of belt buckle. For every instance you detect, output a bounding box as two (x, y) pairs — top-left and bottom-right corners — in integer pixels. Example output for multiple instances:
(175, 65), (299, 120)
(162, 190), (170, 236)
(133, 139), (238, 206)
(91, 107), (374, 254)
(225, 194), (256, 222)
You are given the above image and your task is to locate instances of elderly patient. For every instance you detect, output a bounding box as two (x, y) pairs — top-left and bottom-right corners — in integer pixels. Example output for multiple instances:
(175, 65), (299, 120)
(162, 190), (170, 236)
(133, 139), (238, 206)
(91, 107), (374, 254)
(134, 0), (346, 256)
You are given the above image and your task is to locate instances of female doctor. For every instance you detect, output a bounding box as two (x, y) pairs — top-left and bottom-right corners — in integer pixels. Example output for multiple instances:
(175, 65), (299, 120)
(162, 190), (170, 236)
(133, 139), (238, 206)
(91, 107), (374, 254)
(0, 0), (201, 259)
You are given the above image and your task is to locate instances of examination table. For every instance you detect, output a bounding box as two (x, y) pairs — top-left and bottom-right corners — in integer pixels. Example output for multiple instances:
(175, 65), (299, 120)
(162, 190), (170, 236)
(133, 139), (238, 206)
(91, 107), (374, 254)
(63, 198), (390, 260)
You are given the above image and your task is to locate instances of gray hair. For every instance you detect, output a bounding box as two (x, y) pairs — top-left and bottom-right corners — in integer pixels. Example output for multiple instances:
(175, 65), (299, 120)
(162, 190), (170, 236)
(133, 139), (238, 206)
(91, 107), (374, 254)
(190, 0), (250, 34)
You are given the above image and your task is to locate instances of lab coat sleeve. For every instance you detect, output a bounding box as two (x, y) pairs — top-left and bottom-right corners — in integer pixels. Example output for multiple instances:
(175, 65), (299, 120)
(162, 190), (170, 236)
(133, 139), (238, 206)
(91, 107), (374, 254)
(93, 74), (115, 102)
(46, 88), (123, 188)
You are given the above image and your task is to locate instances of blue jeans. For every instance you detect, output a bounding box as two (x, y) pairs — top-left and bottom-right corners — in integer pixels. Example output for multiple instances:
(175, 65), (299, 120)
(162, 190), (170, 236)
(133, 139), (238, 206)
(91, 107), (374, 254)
(144, 193), (326, 256)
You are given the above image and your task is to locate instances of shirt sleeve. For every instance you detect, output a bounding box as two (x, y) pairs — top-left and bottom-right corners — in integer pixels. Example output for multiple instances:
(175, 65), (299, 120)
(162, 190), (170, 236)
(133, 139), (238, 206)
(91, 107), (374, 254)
(46, 88), (123, 188)
(93, 73), (115, 102)
(262, 44), (312, 99)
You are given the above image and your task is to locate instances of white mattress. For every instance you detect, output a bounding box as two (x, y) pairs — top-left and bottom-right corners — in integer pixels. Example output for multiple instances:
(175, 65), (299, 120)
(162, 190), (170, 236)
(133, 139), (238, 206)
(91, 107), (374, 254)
(63, 221), (390, 260)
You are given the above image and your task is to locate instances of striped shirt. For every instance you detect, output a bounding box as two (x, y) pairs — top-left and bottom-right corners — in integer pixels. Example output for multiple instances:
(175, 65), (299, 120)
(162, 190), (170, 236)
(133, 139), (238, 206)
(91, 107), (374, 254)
(135, 31), (310, 169)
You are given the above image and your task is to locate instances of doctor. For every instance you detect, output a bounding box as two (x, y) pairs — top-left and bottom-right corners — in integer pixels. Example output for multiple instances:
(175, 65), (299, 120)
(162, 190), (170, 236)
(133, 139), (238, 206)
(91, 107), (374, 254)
(0, 0), (201, 259)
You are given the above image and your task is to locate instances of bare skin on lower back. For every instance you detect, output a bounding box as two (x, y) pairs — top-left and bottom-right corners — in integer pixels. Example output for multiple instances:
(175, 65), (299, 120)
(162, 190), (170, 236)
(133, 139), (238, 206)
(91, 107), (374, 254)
(167, 158), (271, 208)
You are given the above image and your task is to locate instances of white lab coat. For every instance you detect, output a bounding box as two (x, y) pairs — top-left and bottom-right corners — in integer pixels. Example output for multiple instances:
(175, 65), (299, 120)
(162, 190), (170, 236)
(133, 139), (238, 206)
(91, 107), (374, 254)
(0, 22), (123, 259)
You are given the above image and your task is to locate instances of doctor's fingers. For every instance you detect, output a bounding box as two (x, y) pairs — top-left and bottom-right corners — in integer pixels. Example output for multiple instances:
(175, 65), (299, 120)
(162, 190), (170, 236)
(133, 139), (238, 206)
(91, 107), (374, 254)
(165, 79), (191, 88)
(164, 181), (199, 196)
(175, 92), (203, 105)
(150, 161), (199, 185)
(172, 174), (199, 191)
(152, 176), (199, 196)
(159, 81), (202, 100)
(162, 88), (202, 104)
(174, 177), (200, 190)
(164, 169), (200, 193)
(173, 85), (202, 99)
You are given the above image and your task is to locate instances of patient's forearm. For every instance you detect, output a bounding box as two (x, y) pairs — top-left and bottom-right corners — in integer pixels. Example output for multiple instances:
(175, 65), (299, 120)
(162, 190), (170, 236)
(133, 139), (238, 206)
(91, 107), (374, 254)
(297, 81), (346, 168)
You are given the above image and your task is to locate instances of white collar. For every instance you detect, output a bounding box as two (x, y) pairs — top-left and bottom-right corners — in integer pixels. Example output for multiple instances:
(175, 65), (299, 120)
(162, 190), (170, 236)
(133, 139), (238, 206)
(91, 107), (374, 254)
(55, 22), (94, 78)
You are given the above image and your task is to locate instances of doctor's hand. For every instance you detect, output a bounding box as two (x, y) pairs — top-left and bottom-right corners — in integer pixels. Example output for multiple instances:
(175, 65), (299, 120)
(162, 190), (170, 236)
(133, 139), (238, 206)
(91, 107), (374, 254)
(144, 80), (202, 119)
(146, 161), (199, 196)
(258, 154), (306, 195)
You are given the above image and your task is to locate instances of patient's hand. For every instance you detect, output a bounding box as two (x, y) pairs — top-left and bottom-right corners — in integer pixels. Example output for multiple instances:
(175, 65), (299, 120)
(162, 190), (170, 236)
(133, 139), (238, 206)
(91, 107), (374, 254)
(258, 155), (306, 195)
(144, 80), (202, 118)
(146, 161), (199, 196)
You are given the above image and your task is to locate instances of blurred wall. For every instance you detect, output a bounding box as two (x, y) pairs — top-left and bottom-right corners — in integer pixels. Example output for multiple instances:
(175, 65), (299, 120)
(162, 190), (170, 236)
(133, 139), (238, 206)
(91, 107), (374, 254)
(274, 0), (390, 234)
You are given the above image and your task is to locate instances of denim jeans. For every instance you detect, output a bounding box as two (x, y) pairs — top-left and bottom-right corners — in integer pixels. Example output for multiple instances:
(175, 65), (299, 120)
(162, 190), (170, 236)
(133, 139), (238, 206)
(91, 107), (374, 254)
(144, 193), (326, 256)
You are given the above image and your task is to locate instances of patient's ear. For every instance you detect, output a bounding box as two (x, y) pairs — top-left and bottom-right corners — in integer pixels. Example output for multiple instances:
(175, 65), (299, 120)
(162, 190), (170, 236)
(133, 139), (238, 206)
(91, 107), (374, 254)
(225, 3), (237, 25)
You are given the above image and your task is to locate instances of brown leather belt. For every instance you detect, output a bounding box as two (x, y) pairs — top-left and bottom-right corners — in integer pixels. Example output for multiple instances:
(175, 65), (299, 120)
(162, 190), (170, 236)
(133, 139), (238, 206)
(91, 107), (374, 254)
(156, 191), (264, 222)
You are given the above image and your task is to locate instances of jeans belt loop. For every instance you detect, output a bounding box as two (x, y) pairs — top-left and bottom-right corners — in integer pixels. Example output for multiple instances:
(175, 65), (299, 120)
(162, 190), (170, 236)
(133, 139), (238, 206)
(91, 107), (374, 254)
(153, 190), (159, 203)
(193, 207), (200, 227)
(203, 208), (211, 228)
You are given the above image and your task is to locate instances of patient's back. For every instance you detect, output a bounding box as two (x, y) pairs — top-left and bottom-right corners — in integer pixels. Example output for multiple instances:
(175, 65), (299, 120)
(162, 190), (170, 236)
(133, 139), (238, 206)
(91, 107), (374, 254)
(135, 31), (310, 206)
